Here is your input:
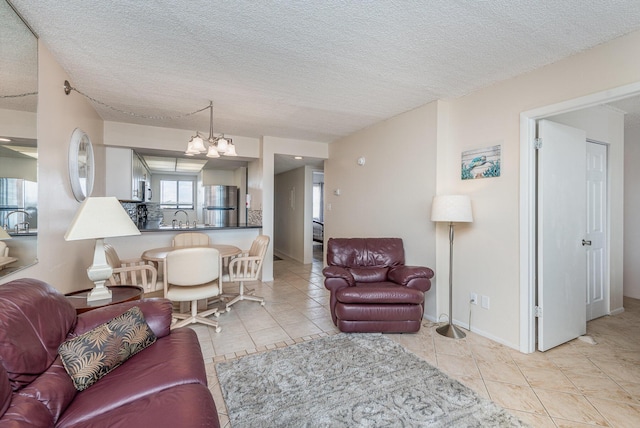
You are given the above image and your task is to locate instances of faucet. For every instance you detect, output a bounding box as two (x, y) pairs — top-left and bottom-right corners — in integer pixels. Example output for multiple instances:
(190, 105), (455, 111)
(174, 210), (190, 228)
(4, 210), (30, 231)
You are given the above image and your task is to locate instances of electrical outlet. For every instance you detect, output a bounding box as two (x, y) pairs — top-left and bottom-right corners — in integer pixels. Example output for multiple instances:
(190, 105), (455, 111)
(481, 295), (490, 309)
(470, 293), (478, 305)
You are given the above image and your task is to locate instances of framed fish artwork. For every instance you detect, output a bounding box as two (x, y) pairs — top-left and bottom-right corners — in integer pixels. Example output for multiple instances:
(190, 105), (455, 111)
(461, 144), (501, 180)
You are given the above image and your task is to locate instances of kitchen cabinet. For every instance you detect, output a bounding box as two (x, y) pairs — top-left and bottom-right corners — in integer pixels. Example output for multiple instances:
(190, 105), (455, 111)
(106, 147), (149, 201)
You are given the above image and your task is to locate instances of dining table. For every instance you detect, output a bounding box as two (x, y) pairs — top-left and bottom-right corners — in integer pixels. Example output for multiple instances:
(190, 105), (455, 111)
(141, 244), (242, 265)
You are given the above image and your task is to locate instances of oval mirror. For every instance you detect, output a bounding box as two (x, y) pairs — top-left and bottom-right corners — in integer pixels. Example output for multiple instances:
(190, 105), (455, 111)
(68, 128), (95, 202)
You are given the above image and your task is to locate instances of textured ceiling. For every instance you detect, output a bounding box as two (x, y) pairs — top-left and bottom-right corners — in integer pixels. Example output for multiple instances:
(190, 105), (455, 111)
(7, 0), (640, 144)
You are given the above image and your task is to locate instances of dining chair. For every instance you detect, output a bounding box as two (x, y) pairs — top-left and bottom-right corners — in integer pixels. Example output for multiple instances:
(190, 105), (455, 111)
(104, 244), (160, 294)
(222, 235), (270, 311)
(165, 247), (222, 331)
(172, 232), (210, 247)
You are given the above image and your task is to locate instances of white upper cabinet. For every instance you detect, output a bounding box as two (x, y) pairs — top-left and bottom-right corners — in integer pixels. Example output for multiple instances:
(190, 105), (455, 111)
(106, 147), (149, 201)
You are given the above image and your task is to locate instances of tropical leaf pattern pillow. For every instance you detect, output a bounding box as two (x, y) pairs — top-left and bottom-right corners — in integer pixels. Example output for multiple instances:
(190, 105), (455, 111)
(58, 306), (157, 391)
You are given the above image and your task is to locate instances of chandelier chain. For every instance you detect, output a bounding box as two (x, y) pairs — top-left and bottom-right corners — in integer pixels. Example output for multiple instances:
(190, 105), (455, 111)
(66, 83), (210, 121)
(0, 92), (38, 99)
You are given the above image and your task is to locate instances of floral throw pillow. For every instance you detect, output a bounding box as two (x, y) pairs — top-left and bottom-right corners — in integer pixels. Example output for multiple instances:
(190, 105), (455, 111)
(58, 306), (157, 391)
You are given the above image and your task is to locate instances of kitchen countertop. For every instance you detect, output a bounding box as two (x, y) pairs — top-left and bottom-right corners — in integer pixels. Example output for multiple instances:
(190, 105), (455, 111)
(138, 223), (262, 232)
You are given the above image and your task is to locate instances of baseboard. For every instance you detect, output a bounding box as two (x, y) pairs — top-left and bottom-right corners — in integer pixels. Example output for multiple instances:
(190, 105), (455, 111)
(610, 306), (625, 316)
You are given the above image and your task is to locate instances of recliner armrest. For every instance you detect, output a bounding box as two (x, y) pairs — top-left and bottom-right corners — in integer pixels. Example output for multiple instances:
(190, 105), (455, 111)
(322, 266), (355, 287)
(71, 298), (173, 339)
(388, 265), (435, 286)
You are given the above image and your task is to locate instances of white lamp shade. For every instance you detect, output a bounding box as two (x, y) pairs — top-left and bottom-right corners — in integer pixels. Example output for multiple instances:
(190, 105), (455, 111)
(206, 144), (220, 158)
(224, 142), (237, 156)
(64, 196), (141, 241)
(189, 134), (207, 153)
(0, 228), (11, 240)
(216, 137), (228, 153)
(431, 195), (473, 223)
(184, 140), (200, 155)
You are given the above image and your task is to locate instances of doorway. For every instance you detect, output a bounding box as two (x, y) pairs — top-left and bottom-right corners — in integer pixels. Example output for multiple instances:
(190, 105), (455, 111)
(519, 82), (637, 353)
(312, 171), (324, 263)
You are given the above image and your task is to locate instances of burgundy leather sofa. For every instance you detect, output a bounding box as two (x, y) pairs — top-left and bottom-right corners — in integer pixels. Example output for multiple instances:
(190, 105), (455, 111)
(0, 278), (220, 427)
(323, 238), (434, 333)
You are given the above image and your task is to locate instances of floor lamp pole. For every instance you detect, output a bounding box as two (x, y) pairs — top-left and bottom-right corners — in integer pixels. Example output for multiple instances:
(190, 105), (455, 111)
(436, 221), (466, 339)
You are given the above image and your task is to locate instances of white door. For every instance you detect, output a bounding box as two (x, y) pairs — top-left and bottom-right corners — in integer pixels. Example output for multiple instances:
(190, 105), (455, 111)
(537, 120), (587, 352)
(586, 141), (608, 321)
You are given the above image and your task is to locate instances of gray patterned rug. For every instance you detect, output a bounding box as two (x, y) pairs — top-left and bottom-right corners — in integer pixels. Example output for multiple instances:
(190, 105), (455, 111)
(215, 333), (528, 427)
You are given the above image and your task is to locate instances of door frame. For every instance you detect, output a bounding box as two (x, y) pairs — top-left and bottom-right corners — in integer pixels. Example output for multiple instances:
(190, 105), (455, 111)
(519, 81), (640, 353)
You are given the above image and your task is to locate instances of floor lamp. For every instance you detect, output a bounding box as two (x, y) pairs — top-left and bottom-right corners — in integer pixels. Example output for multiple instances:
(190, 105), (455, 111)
(431, 195), (473, 339)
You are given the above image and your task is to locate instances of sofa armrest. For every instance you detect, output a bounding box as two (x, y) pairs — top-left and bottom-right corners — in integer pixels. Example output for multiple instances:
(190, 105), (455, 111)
(388, 265), (435, 286)
(71, 298), (173, 339)
(322, 266), (355, 288)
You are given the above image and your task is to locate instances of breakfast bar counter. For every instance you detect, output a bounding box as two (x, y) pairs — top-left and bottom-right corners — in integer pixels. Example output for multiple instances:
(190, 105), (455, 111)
(138, 223), (262, 232)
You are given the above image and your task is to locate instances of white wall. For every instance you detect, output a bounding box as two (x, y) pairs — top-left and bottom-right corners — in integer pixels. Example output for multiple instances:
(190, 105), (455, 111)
(439, 29), (640, 348)
(0, 42), (105, 294)
(624, 124), (640, 298)
(0, 108), (36, 139)
(104, 121), (261, 158)
(548, 106), (625, 313)
(324, 101), (439, 318)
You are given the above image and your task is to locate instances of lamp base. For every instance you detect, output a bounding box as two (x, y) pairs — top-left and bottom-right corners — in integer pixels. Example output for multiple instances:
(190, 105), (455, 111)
(86, 284), (112, 303)
(436, 323), (466, 339)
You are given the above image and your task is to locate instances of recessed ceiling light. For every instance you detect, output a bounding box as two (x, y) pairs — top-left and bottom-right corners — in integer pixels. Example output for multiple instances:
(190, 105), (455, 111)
(294, 156), (303, 160)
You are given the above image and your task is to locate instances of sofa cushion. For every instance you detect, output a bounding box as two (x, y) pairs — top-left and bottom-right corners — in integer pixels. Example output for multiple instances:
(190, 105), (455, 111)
(326, 238), (405, 268)
(56, 383), (219, 428)
(58, 306), (157, 391)
(349, 267), (388, 283)
(336, 284), (424, 304)
(57, 328), (208, 426)
(0, 279), (77, 390)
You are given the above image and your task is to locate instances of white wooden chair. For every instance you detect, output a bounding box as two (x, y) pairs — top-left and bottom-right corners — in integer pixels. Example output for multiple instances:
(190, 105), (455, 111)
(172, 232), (210, 247)
(222, 235), (270, 311)
(104, 244), (160, 294)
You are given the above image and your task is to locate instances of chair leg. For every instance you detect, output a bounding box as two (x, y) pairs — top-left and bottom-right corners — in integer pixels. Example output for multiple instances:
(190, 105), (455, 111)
(170, 300), (221, 332)
(225, 281), (265, 312)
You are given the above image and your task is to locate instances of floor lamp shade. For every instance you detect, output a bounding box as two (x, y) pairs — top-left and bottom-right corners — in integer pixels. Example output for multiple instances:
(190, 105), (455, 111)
(65, 197), (141, 302)
(431, 194), (473, 339)
(431, 195), (473, 223)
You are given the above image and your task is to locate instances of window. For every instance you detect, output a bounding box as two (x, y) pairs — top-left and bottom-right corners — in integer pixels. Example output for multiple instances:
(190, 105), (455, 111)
(159, 179), (194, 209)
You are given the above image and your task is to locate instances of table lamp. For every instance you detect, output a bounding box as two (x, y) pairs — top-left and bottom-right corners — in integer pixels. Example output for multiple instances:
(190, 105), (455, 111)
(431, 194), (473, 339)
(64, 196), (141, 302)
(0, 228), (11, 240)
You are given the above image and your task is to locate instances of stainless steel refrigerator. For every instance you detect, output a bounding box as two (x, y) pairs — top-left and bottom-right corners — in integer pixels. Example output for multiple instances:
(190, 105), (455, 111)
(203, 185), (238, 227)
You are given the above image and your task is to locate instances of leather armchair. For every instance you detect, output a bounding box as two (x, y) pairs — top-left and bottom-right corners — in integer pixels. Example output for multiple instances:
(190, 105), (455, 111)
(323, 238), (434, 333)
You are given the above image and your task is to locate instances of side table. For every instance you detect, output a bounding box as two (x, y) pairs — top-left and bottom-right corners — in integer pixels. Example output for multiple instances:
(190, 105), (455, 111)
(65, 285), (144, 314)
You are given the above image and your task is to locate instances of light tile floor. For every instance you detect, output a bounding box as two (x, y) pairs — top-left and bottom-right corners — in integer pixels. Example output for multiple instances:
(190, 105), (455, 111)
(191, 249), (640, 427)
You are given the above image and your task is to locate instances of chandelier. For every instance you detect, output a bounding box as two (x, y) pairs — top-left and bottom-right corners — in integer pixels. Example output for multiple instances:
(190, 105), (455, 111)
(185, 101), (237, 157)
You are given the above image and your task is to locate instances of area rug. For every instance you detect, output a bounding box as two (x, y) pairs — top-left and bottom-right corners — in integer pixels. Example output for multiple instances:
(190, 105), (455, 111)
(215, 333), (528, 427)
